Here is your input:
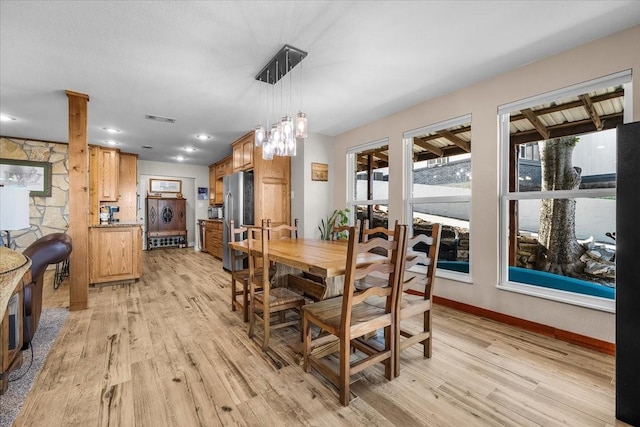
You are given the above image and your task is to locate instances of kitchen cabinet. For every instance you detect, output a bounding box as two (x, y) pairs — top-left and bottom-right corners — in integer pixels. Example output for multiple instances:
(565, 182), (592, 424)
(204, 220), (223, 259)
(232, 132), (254, 172)
(97, 147), (120, 201)
(89, 225), (142, 284)
(208, 164), (216, 205)
(214, 155), (232, 204)
(146, 197), (187, 249)
(117, 152), (138, 221)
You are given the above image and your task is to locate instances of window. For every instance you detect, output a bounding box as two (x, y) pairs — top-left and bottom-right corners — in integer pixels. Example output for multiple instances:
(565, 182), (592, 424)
(499, 70), (632, 312)
(404, 114), (472, 280)
(347, 139), (390, 232)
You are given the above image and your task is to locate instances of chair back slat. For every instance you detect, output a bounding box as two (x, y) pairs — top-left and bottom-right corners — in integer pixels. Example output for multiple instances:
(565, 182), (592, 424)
(362, 219), (398, 242)
(264, 218), (298, 239)
(353, 261), (393, 281)
(359, 237), (395, 254)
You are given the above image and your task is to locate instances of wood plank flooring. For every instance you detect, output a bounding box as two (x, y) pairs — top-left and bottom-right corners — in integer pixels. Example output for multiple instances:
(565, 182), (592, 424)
(12, 248), (630, 426)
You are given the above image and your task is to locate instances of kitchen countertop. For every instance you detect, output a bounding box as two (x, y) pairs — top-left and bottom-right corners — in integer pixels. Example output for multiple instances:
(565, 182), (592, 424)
(89, 221), (143, 228)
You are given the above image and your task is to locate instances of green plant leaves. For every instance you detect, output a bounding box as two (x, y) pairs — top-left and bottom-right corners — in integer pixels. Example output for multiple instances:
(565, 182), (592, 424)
(318, 207), (350, 240)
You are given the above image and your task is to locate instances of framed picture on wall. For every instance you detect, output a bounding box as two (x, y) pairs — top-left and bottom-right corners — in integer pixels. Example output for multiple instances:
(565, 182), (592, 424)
(0, 159), (52, 197)
(149, 179), (182, 193)
(311, 162), (328, 181)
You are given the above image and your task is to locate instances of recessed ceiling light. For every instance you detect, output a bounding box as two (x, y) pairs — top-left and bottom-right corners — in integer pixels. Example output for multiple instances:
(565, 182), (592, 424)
(196, 134), (211, 140)
(184, 147), (196, 152)
(0, 114), (17, 122)
(102, 127), (120, 133)
(104, 140), (120, 146)
(175, 156), (185, 161)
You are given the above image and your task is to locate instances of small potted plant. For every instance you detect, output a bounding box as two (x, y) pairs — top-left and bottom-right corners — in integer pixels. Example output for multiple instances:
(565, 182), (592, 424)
(318, 208), (350, 240)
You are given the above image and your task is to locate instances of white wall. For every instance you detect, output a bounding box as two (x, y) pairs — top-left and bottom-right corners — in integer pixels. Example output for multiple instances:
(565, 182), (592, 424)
(290, 132), (335, 238)
(333, 25), (640, 343)
(138, 160), (209, 248)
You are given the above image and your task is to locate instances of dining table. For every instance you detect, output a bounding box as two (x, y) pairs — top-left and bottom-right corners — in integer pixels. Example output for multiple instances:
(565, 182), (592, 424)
(227, 237), (386, 300)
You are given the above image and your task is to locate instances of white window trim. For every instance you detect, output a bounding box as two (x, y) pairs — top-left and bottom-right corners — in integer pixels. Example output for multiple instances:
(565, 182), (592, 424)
(497, 282), (615, 313)
(347, 138), (389, 224)
(404, 114), (473, 282)
(498, 71), (632, 312)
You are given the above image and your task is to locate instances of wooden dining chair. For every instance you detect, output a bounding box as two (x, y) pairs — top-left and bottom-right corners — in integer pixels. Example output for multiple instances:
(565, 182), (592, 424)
(265, 218), (298, 240)
(229, 220), (251, 322)
(301, 223), (408, 406)
(330, 218), (361, 241)
(248, 225), (305, 351)
(394, 224), (441, 377)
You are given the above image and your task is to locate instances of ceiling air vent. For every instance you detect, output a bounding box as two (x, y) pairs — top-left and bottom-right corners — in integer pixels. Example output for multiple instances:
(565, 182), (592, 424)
(145, 114), (176, 124)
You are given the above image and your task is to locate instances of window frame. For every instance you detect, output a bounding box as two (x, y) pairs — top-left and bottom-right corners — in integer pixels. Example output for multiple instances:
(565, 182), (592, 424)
(404, 114), (473, 283)
(498, 70), (633, 313)
(347, 138), (390, 225)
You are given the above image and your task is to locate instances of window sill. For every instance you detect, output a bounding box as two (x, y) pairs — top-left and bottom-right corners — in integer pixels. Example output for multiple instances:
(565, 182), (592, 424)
(497, 281), (615, 313)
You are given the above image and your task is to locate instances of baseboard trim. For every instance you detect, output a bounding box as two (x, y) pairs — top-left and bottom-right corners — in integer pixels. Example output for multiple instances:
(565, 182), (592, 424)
(431, 295), (615, 356)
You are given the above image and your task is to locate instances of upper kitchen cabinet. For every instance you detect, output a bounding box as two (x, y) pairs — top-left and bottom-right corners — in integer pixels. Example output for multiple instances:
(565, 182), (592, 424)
(214, 155), (233, 204)
(95, 146), (120, 201)
(117, 152), (138, 221)
(208, 164), (216, 205)
(232, 131), (254, 172)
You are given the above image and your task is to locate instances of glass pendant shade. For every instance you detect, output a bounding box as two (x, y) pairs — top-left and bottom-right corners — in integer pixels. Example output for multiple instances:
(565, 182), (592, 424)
(281, 116), (293, 138)
(254, 125), (265, 146)
(262, 137), (274, 160)
(284, 134), (296, 156)
(271, 123), (280, 145)
(296, 112), (307, 138)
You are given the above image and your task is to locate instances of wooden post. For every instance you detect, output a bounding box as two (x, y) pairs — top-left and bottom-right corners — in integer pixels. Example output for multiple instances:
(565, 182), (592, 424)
(66, 90), (90, 311)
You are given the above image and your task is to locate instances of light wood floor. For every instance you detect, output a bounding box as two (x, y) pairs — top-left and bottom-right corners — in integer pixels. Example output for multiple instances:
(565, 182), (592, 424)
(12, 248), (628, 426)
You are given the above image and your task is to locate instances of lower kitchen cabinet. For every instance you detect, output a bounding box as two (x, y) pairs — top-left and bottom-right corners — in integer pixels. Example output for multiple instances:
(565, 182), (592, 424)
(89, 225), (143, 284)
(204, 220), (223, 259)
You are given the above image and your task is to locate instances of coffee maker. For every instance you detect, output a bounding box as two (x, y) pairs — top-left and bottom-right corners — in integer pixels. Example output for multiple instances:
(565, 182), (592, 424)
(99, 205), (119, 223)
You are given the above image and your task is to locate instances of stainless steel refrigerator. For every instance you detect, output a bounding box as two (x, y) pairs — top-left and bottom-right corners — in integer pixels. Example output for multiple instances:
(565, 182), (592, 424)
(222, 170), (254, 271)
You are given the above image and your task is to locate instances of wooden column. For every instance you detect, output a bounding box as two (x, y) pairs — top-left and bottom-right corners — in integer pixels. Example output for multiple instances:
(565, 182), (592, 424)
(66, 90), (90, 311)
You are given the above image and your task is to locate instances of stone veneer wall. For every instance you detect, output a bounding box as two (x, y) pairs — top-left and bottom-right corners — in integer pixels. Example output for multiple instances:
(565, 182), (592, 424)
(1, 137), (69, 251)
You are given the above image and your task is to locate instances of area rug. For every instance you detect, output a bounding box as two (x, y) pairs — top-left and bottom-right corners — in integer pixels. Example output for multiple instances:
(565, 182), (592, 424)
(0, 308), (68, 427)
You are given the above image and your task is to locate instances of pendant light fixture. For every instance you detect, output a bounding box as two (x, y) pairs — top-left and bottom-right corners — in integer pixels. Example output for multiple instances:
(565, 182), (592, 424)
(254, 45), (308, 159)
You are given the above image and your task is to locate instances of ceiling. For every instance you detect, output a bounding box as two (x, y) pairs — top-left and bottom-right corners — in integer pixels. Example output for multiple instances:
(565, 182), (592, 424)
(1, 1), (639, 167)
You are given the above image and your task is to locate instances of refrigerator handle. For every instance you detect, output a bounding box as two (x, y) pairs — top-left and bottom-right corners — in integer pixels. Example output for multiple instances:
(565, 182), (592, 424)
(225, 192), (233, 228)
